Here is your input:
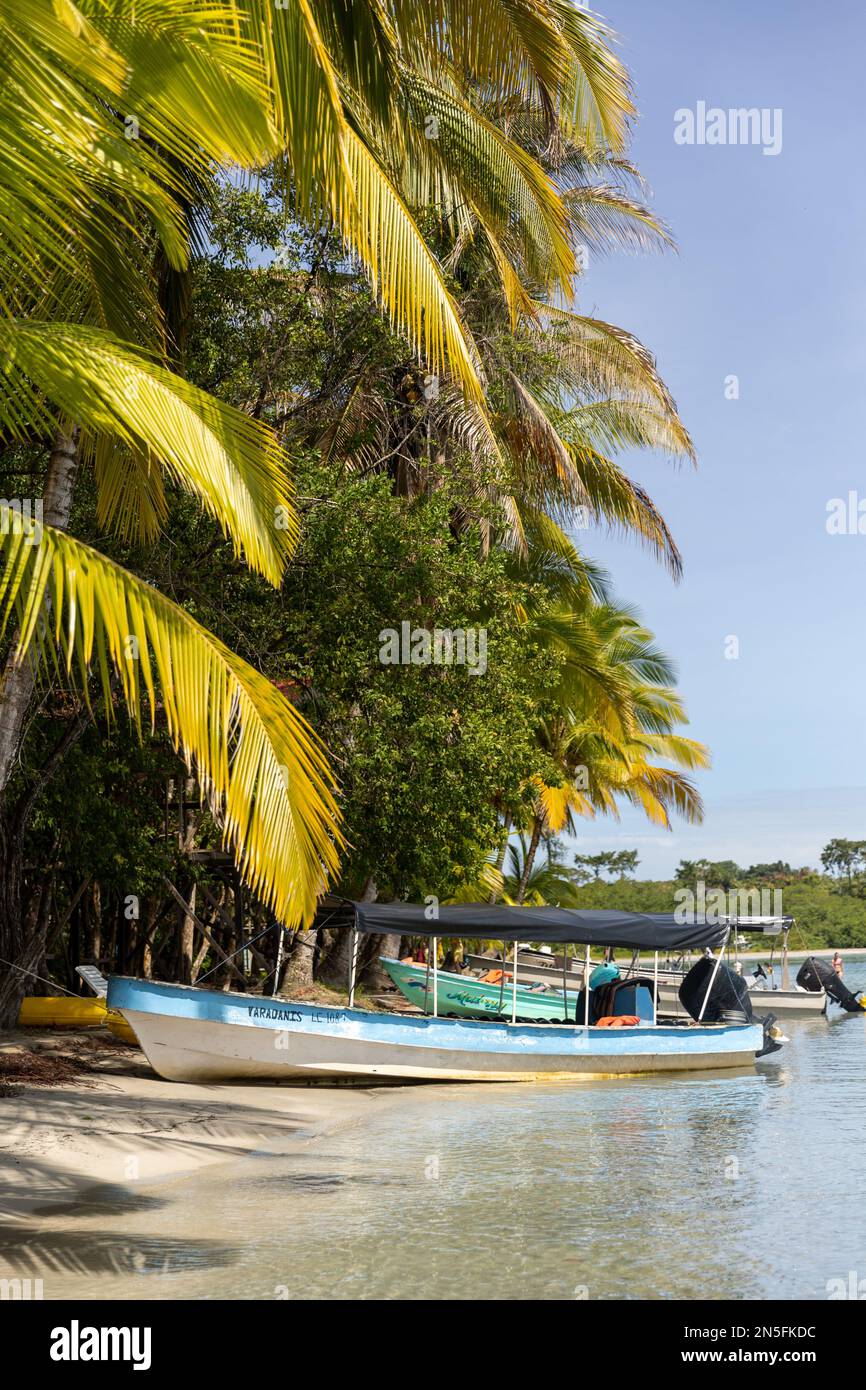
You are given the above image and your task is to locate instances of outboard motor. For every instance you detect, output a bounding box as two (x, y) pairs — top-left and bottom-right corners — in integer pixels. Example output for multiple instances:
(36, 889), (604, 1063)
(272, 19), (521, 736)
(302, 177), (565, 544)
(797, 956), (865, 1013)
(679, 957), (754, 1024)
(756, 1013), (783, 1057)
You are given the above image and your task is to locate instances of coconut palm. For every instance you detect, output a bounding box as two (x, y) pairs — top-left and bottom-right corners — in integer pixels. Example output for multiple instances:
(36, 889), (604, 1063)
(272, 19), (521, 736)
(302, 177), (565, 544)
(510, 603), (709, 902)
(0, 2), (638, 1022)
(502, 835), (584, 907)
(305, 171), (693, 565)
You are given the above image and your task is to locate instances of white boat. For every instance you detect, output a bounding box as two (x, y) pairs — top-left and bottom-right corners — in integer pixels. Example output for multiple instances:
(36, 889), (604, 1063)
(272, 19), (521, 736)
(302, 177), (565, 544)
(469, 918), (830, 1020)
(106, 904), (783, 1084)
(466, 951), (827, 1018)
(657, 976), (827, 1019)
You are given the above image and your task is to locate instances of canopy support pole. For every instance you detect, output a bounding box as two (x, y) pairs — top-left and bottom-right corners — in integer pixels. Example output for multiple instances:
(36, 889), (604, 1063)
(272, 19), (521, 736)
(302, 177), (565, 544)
(432, 937), (438, 1018)
(584, 944), (590, 1028)
(348, 925), (358, 1009)
(273, 923), (284, 999)
(498, 943), (506, 1017)
(653, 950), (658, 1026)
(782, 928), (790, 990)
(698, 926), (731, 1021)
(511, 941), (518, 1024)
(423, 945), (431, 1013)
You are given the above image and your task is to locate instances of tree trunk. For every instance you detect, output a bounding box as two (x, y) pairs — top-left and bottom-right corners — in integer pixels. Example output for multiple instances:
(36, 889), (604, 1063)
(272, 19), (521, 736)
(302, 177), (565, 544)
(489, 813), (512, 902)
(358, 931), (402, 990)
(354, 875), (403, 990)
(0, 813), (32, 1026)
(84, 880), (102, 964)
(0, 707), (89, 1028)
(278, 929), (317, 994)
(0, 430), (81, 1026)
(0, 429), (80, 792)
(516, 817), (543, 904)
(178, 880), (196, 985)
(318, 876), (377, 987)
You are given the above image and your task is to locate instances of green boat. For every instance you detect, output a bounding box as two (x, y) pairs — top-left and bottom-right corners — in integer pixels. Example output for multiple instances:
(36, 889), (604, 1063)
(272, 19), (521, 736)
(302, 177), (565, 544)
(381, 956), (575, 1022)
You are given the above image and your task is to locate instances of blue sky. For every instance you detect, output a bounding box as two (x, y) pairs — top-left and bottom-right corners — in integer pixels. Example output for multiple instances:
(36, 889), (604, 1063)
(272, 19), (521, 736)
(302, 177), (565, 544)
(558, 0), (866, 876)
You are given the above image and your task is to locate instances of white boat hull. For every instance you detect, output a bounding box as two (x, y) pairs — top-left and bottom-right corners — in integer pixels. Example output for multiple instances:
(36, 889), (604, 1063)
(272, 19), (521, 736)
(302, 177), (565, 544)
(656, 979), (827, 1019)
(108, 977), (770, 1085)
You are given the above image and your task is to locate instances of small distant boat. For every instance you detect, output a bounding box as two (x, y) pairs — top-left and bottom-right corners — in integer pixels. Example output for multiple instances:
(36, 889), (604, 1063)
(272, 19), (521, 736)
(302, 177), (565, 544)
(107, 904), (782, 1084)
(652, 924), (858, 1020)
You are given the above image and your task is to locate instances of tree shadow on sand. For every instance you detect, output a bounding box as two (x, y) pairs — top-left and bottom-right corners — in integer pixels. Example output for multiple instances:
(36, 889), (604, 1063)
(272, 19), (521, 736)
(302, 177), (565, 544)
(0, 1083), (323, 1223)
(0, 1224), (239, 1280)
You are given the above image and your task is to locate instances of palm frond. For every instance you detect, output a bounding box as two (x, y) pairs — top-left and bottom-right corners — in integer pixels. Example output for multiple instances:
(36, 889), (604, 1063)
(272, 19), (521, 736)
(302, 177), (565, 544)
(556, 442), (684, 579)
(530, 306), (695, 452)
(561, 185), (674, 256)
(398, 70), (575, 292)
(563, 400), (694, 461)
(0, 516), (342, 926)
(0, 321), (296, 582)
(549, 1), (634, 151)
(343, 126), (485, 398)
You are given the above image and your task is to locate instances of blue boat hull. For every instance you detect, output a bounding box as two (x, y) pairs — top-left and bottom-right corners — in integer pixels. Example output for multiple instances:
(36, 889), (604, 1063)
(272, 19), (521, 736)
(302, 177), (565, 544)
(106, 976), (768, 1084)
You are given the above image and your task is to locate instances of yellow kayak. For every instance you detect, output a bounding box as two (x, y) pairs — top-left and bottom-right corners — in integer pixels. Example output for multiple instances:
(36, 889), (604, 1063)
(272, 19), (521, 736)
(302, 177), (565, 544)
(18, 996), (107, 1027)
(17, 995), (138, 1044)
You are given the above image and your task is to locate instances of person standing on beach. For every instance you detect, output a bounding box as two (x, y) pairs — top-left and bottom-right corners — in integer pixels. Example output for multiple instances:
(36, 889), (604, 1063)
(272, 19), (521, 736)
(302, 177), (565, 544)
(833, 952), (844, 978)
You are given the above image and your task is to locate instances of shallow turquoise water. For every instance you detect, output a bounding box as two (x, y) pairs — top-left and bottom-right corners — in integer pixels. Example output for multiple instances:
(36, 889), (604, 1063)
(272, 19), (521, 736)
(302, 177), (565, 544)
(7, 963), (866, 1300)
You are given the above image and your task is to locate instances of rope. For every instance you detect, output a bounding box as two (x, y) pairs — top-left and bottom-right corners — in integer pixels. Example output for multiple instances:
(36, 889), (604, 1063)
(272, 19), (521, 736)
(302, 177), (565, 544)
(0, 955), (81, 998)
(195, 922), (279, 984)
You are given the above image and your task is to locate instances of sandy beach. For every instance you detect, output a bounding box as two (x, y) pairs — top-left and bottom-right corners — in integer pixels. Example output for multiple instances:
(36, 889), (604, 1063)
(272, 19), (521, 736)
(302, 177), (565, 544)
(0, 1030), (390, 1226)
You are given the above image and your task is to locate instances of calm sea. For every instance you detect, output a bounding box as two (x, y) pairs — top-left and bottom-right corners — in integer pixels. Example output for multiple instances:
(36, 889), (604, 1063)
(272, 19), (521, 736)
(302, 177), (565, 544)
(4, 961), (866, 1300)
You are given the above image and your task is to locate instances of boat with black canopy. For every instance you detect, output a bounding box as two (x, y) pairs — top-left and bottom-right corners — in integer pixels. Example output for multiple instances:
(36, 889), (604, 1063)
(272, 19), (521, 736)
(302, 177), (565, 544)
(106, 903), (783, 1084)
(459, 917), (830, 1019)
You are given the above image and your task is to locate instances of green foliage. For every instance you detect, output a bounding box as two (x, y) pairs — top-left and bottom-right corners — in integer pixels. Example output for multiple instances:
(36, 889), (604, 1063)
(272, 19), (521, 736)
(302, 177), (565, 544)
(227, 456), (557, 899)
(820, 838), (866, 893)
(26, 721), (184, 898)
(570, 868), (866, 948)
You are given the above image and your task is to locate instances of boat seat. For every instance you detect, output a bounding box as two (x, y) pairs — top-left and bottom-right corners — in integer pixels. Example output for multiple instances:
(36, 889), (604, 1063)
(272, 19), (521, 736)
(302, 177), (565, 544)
(610, 979), (655, 1022)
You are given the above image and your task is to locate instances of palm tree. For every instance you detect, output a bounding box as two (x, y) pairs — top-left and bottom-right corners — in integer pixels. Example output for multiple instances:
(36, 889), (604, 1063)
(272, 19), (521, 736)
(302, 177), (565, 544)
(511, 603), (710, 902)
(0, 3), (638, 1021)
(502, 835), (583, 907)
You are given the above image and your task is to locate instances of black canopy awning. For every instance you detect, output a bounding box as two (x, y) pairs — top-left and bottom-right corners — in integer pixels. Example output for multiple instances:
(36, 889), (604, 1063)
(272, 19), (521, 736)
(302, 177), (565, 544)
(349, 902), (770, 951)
